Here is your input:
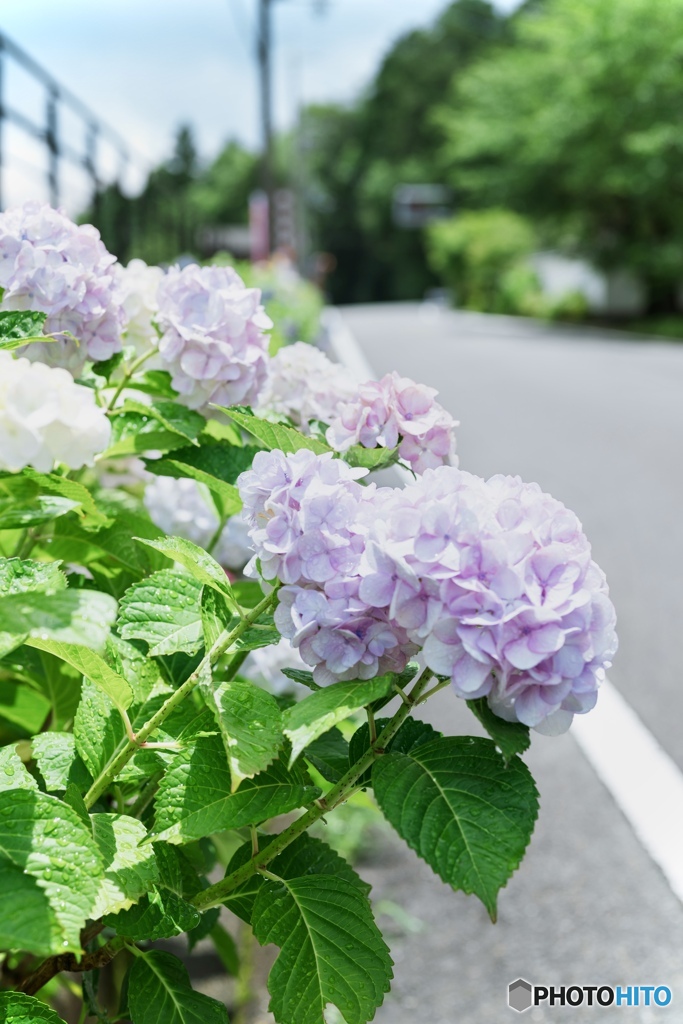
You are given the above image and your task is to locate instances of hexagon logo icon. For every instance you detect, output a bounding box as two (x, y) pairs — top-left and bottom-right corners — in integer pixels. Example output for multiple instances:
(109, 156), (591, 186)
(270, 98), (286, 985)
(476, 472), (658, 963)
(508, 978), (533, 1013)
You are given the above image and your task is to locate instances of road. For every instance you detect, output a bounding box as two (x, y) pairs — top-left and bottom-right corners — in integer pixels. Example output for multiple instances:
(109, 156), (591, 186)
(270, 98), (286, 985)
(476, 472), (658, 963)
(330, 303), (683, 1023)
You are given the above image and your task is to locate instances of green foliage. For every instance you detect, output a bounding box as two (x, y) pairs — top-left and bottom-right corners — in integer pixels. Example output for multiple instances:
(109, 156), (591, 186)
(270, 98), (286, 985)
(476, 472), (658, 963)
(0, 991), (67, 1023)
(372, 736), (539, 919)
(117, 570), (204, 657)
(467, 697), (530, 762)
(0, 310), (48, 349)
(220, 406), (331, 455)
(202, 677), (283, 790)
(439, 0), (683, 307)
(253, 874), (393, 1024)
(127, 950), (229, 1024)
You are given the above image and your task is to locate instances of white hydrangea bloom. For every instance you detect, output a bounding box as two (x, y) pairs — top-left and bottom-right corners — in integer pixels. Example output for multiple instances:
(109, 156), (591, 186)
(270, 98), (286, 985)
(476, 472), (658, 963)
(119, 259), (164, 355)
(143, 476), (253, 571)
(256, 341), (356, 431)
(0, 352), (112, 471)
(0, 201), (125, 374)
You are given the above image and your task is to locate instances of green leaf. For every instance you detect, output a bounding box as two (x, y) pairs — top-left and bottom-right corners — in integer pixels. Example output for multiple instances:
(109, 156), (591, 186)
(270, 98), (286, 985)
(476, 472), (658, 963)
(0, 742), (39, 791)
(0, 556), (67, 596)
(252, 874), (392, 1024)
(74, 679), (126, 779)
(21, 470), (111, 529)
(0, 589), (117, 651)
(0, 789), (103, 954)
(50, 496), (166, 579)
(343, 444), (399, 470)
(283, 676), (394, 766)
(0, 991), (67, 1023)
(0, 494), (80, 529)
(372, 736), (539, 920)
(117, 570), (204, 657)
(135, 536), (237, 611)
(0, 309), (48, 349)
(104, 400), (205, 459)
(25, 639), (133, 713)
(187, 906), (220, 950)
(91, 813), (159, 917)
(153, 736), (319, 845)
(104, 885), (200, 940)
(145, 441), (258, 485)
(349, 717), (439, 786)
(202, 676), (283, 791)
(224, 833), (370, 925)
(0, 679), (51, 732)
(130, 369), (178, 400)
(220, 406), (331, 454)
(303, 728), (350, 783)
(32, 732), (91, 792)
(106, 633), (162, 705)
(281, 667), (320, 691)
(467, 697), (531, 763)
(209, 923), (239, 976)
(154, 843), (203, 898)
(127, 950), (229, 1024)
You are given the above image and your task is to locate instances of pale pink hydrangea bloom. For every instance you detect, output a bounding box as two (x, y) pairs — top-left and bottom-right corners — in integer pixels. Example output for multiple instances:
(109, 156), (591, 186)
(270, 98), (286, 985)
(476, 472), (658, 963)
(119, 258), (164, 355)
(0, 202), (125, 373)
(155, 264), (272, 412)
(326, 371), (458, 474)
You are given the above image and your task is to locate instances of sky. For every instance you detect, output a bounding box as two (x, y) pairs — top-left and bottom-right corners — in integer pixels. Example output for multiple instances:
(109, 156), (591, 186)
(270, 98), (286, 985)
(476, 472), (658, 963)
(0, 0), (521, 210)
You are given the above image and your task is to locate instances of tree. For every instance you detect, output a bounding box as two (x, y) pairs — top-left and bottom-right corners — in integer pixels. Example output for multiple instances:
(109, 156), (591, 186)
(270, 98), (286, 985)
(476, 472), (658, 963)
(438, 0), (683, 311)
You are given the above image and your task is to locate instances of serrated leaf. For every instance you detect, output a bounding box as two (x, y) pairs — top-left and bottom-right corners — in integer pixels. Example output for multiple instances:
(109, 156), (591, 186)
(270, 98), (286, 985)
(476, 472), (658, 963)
(220, 406), (331, 454)
(154, 843), (203, 898)
(281, 667), (320, 690)
(0, 494), (80, 529)
(343, 444), (399, 470)
(0, 309), (47, 346)
(153, 735), (319, 844)
(349, 717), (439, 786)
(117, 570), (204, 657)
(253, 874), (392, 1024)
(145, 441), (258, 485)
(0, 991), (67, 1023)
(127, 950), (229, 1024)
(0, 556), (67, 596)
(91, 813), (159, 917)
(106, 633), (161, 704)
(135, 536), (237, 611)
(32, 732), (91, 792)
(104, 400), (205, 459)
(74, 678), (126, 779)
(22, 469), (111, 529)
(224, 833), (370, 925)
(50, 498), (165, 579)
(202, 676), (283, 791)
(467, 697), (531, 763)
(0, 789), (103, 954)
(104, 885), (200, 940)
(304, 728), (350, 783)
(25, 639), (132, 713)
(0, 589), (117, 651)
(0, 742), (38, 791)
(283, 676), (394, 766)
(372, 736), (539, 920)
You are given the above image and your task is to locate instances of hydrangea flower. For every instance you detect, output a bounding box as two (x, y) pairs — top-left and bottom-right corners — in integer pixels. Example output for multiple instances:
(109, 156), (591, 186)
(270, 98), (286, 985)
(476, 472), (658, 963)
(238, 450), (617, 732)
(119, 258), (164, 355)
(256, 341), (356, 432)
(0, 352), (111, 471)
(0, 202), (125, 373)
(326, 371), (458, 474)
(155, 263), (272, 411)
(143, 475), (252, 570)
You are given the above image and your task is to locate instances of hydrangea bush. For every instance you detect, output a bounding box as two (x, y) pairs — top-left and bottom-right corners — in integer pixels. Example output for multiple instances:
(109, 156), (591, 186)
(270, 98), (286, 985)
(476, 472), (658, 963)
(0, 204), (616, 1024)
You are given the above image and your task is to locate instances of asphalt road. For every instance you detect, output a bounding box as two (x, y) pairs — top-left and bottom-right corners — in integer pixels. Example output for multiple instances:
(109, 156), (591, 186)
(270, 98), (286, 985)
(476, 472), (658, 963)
(332, 303), (683, 1023)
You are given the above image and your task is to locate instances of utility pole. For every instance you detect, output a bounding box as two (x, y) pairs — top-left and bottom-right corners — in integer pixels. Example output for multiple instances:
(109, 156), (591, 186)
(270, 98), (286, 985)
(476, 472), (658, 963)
(257, 0), (274, 250)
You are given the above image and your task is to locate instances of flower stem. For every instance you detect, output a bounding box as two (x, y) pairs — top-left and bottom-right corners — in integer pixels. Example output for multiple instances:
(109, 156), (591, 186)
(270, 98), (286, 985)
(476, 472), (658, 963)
(192, 671), (434, 912)
(83, 589), (277, 808)
(106, 347), (157, 411)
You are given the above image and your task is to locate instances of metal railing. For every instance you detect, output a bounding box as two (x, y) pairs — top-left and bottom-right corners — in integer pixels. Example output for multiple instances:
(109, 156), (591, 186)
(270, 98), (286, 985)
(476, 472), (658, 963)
(0, 30), (148, 210)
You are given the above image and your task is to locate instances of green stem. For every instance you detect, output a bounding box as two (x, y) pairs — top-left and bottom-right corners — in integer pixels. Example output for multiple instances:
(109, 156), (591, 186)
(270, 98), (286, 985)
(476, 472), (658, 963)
(106, 347), (157, 411)
(207, 514), (228, 556)
(192, 670), (433, 912)
(416, 677), (451, 704)
(84, 589), (277, 808)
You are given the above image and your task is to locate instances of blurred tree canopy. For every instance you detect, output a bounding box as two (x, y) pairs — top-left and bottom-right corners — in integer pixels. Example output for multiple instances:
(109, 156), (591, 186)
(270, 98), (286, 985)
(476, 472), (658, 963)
(302, 0), (506, 302)
(438, 0), (683, 312)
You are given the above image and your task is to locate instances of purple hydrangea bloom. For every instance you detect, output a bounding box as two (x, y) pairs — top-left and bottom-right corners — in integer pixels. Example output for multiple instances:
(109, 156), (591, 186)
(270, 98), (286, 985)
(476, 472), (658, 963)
(238, 451), (617, 733)
(0, 202), (125, 373)
(326, 371), (458, 474)
(155, 263), (272, 411)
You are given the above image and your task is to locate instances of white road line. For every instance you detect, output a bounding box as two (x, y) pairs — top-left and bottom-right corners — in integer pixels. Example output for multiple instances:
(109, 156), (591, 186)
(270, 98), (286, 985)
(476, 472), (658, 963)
(324, 304), (683, 907)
